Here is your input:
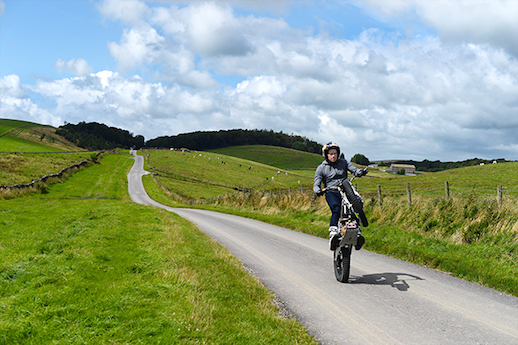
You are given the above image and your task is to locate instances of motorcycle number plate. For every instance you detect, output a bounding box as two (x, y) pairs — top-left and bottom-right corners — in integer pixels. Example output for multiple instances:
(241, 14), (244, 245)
(340, 226), (358, 245)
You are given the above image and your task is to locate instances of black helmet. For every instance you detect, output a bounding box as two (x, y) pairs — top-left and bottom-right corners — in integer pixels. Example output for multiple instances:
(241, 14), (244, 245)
(322, 142), (340, 159)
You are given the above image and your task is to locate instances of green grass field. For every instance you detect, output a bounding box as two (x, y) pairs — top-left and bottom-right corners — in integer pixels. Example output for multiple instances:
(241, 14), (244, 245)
(0, 153), (316, 343)
(0, 135), (64, 153)
(353, 162), (518, 199)
(0, 118), (82, 152)
(0, 119), (40, 136)
(210, 145), (324, 170)
(0, 152), (94, 186)
(144, 149), (315, 200)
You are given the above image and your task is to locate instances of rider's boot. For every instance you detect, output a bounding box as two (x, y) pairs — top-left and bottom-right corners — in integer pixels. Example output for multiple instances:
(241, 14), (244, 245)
(329, 226), (340, 251)
(355, 229), (365, 250)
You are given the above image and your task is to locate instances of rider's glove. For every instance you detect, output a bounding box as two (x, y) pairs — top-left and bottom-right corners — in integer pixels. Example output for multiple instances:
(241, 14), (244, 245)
(356, 168), (368, 177)
(315, 189), (324, 196)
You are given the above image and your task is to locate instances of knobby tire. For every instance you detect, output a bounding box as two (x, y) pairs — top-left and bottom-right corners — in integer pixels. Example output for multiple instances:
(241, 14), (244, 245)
(342, 180), (369, 227)
(334, 246), (352, 283)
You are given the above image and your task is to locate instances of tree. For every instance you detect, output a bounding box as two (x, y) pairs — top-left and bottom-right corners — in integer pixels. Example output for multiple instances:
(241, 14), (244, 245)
(351, 153), (370, 165)
(291, 141), (308, 152)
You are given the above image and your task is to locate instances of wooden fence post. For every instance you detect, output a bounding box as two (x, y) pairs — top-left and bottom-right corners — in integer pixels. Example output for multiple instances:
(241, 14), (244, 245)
(497, 185), (503, 206)
(377, 185), (383, 206)
(445, 181), (450, 201)
(407, 183), (412, 206)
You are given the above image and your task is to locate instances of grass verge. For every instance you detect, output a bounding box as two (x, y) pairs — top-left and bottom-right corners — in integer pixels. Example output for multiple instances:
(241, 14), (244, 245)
(0, 154), (316, 344)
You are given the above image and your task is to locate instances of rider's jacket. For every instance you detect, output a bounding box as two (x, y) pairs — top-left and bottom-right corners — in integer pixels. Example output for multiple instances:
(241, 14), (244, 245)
(313, 158), (360, 194)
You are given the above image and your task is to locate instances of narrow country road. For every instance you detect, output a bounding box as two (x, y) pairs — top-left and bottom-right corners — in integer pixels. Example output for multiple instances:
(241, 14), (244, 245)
(127, 151), (518, 345)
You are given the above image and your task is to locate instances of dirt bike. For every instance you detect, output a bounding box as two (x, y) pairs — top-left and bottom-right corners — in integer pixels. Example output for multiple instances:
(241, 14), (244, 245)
(321, 170), (368, 283)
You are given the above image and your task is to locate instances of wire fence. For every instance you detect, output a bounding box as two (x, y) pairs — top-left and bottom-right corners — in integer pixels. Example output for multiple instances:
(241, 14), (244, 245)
(355, 182), (518, 207)
(185, 182), (518, 208)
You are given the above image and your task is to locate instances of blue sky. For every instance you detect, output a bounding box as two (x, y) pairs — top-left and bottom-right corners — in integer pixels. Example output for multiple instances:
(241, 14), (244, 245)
(1, 1), (119, 82)
(1, 0), (517, 161)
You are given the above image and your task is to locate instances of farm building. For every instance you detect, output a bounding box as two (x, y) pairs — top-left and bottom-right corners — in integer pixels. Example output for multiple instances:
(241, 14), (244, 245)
(389, 164), (416, 175)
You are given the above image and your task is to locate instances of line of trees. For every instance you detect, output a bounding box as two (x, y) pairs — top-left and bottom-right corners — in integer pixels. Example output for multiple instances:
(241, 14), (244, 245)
(56, 122), (145, 150)
(394, 158), (509, 172)
(55, 121), (510, 173)
(146, 129), (322, 153)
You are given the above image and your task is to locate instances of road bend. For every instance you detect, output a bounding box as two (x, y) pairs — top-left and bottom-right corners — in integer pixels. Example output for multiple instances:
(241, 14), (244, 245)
(127, 151), (518, 345)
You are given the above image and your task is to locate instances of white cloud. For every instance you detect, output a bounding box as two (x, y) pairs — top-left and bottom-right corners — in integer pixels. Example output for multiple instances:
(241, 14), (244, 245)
(0, 74), (26, 98)
(0, 1), (5, 16)
(56, 58), (93, 76)
(108, 26), (165, 70)
(180, 2), (253, 57)
(0, 75), (62, 127)
(359, 0), (518, 57)
(98, 0), (148, 25)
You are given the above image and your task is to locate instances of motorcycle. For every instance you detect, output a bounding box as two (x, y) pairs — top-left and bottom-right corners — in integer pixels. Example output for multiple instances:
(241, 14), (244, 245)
(321, 170), (368, 283)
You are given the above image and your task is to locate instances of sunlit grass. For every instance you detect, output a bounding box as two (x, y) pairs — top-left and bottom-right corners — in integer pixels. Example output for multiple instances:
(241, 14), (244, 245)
(0, 152), (93, 186)
(0, 119), (82, 152)
(144, 149), (314, 199)
(0, 119), (39, 135)
(0, 135), (64, 153)
(354, 162), (518, 197)
(210, 145), (323, 169)
(0, 153), (317, 343)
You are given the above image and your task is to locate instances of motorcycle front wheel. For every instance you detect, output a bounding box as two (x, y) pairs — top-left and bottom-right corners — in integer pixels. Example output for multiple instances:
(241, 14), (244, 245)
(341, 180), (369, 227)
(334, 245), (352, 283)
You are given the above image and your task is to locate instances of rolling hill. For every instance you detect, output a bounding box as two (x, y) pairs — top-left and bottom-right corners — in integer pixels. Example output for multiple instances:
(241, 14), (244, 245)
(0, 119), (82, 152)
(209, 145), (325, 170)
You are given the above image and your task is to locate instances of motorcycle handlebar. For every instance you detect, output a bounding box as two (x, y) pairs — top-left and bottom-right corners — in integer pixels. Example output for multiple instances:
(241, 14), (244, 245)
(317, 169), (368, 196)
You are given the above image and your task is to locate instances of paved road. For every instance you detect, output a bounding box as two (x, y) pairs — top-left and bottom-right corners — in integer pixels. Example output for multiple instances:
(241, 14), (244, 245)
(127, 151), (518, 344)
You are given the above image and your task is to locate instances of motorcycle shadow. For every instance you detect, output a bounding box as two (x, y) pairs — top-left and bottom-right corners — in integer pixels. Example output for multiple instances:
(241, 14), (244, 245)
(349, 273), (424, 291)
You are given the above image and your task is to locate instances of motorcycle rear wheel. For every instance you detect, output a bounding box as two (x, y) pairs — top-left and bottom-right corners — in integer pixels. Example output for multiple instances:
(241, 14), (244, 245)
(334, 245), (352, 283)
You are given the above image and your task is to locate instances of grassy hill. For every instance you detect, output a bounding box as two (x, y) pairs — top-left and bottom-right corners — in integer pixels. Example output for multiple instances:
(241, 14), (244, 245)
(210, 145), (323, 171)
(0, 119), (39, 135)
(0, 118), (83, 152)
(210, 145), (324, 170)
(143, 148), (317, 200)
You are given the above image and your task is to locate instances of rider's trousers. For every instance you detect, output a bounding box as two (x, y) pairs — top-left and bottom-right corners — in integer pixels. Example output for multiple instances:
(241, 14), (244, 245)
(325, 190), (341, 227)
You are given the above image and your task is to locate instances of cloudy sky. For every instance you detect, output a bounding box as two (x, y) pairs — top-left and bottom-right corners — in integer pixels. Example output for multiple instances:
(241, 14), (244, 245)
(1, 0), (517, 161)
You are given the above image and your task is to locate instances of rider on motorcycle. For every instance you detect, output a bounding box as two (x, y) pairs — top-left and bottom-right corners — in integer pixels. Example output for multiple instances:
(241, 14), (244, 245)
(313, 142), (367, 250)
